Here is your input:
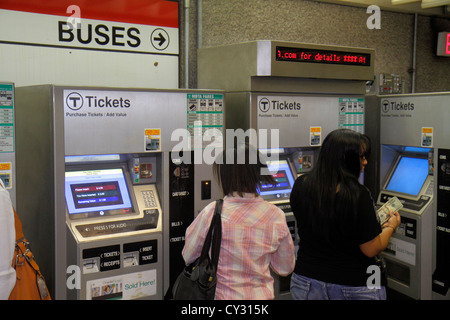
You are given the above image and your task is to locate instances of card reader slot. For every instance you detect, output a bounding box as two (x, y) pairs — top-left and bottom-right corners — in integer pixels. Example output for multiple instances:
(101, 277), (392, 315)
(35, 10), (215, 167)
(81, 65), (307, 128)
(402, 199), (430, 211)
(379, 193), (430, 211)
(75, 209), (159, 237)
(274, 202), (292, 213)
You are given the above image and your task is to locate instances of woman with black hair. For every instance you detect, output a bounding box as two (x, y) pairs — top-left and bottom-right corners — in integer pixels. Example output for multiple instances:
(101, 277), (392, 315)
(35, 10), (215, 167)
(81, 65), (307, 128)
(289, 129), (400, 300)
(182, 143), (295, 300)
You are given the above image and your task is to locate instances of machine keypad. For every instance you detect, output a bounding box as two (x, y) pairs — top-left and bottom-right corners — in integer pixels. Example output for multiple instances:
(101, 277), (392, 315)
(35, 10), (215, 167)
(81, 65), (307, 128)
(141, 190), (156, 208)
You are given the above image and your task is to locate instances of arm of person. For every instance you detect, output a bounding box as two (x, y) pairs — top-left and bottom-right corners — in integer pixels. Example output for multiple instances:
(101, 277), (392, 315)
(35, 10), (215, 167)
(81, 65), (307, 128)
(181, 202), (215, 265)
(270, 221), (296, 276)
(359, 210), (401, 258)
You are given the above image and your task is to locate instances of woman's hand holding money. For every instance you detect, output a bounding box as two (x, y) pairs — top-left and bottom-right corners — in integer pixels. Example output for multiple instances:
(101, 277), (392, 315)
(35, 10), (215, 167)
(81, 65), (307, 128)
(382, 210), (401, 232)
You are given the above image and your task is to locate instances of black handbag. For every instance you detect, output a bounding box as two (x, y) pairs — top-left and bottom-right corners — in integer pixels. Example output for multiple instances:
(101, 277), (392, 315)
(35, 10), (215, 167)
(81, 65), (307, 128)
(173, 199), (223, 300)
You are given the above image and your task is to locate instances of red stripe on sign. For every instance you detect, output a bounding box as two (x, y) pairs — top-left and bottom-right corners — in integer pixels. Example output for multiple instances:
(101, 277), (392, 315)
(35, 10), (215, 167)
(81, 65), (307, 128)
(0, 0), (178, 28)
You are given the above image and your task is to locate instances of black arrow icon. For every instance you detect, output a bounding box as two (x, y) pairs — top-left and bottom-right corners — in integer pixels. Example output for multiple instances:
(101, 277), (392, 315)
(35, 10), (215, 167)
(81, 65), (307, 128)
(150, 28), (169, 50)
(153, 33), (166, 47)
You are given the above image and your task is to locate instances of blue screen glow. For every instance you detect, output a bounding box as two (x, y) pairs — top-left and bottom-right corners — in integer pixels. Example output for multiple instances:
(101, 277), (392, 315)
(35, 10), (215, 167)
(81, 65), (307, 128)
(259, 160), (295, 198)
(65, 168), (133, 215)
(386, 156), (429, 196)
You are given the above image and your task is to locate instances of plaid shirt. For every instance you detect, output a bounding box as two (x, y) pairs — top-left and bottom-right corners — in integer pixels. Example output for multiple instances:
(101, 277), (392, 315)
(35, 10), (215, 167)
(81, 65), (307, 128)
(182, 193), (295, 300)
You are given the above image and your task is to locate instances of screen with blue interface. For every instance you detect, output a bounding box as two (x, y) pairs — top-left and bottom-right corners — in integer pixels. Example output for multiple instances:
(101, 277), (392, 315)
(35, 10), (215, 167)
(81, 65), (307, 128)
(65, 168), (133, 217)
(259, 160), (296, 199)
(386, 156), (429, 196)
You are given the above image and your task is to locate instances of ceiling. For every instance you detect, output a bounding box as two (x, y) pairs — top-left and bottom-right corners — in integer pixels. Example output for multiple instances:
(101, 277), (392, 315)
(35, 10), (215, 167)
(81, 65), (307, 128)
(315, 0), (450, 17)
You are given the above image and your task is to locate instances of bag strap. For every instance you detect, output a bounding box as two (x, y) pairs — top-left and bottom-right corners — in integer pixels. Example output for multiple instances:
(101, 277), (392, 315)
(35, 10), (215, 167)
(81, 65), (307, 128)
(210, 199), (223, 267)
(11, 207), (41, 273)
(13, 239), (41, 273)
(199, 199), (223, 267)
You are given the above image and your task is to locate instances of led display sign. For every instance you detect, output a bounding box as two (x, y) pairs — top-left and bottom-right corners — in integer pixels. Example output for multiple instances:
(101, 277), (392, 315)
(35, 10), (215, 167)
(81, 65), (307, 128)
(276, 46), (371, 66)
(437, 32), (450, 57)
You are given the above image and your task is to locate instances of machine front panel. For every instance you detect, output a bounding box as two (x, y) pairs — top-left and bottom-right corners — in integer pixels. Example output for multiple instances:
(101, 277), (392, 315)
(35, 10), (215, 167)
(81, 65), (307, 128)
(375, 93), (450, 300)
(433, 148), (450, 298)
(64, 154), (165, 300)
(377, 145), (433, 299)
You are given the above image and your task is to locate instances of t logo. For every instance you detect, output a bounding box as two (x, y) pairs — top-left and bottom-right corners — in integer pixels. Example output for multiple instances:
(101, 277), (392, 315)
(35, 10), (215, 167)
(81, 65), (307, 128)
(259, 98), (270, 113)
(66, 92), (84, 111)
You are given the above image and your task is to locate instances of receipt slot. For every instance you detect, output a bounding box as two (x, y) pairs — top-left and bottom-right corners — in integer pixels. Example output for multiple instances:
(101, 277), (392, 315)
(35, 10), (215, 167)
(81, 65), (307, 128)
(367, 92), (450, 300)
(198, 41), (374, 299)
(15, 86), (224, 299)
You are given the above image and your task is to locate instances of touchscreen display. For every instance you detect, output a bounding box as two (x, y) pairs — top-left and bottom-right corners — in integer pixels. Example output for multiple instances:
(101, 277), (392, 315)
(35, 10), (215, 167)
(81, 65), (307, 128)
(65, 168), (133, 218)
(259, 160), (295, 200)
(386, 156), (429, 196)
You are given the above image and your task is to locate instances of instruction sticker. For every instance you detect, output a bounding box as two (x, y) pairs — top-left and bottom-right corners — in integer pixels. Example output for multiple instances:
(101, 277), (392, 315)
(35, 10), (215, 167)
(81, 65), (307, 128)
(338, 97), (364, 133)
(145, 128), (161, 152)
(387, 237), (416, 266)
(186, 93), (224, 150)
(421, 127), (433, 147)
(86, 269), (157, 300)
(0, 162), (12, 189)
(310, 127), (322, 146)
(0, 84), (14, 153)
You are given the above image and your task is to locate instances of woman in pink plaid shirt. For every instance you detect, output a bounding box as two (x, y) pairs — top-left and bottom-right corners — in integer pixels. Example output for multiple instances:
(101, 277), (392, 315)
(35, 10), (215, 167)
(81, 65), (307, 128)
(182, 143), (295, 300)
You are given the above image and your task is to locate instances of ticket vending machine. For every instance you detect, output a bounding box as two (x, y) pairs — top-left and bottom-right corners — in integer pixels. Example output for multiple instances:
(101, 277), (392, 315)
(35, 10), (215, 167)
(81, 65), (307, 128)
(198, 41), (374, 299)
(15, 85), (224, 300)
(0, 82), (15, 205)
(367, 92), (450, 300)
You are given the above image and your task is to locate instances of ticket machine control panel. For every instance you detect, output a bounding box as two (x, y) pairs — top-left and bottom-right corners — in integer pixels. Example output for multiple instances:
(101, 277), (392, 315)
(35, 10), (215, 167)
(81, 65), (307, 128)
(65, 154), (164, 300)
(66, 155), (162, 242)
(71, 184), (161, 240)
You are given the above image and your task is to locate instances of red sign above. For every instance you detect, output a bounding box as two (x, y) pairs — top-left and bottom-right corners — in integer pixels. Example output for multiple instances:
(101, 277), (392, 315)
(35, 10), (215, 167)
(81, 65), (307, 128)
(0, 0), (178, 28)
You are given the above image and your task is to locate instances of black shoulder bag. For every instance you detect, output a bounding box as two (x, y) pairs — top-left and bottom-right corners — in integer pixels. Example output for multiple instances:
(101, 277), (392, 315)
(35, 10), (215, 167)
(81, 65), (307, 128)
(173, 199), (223, 300)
